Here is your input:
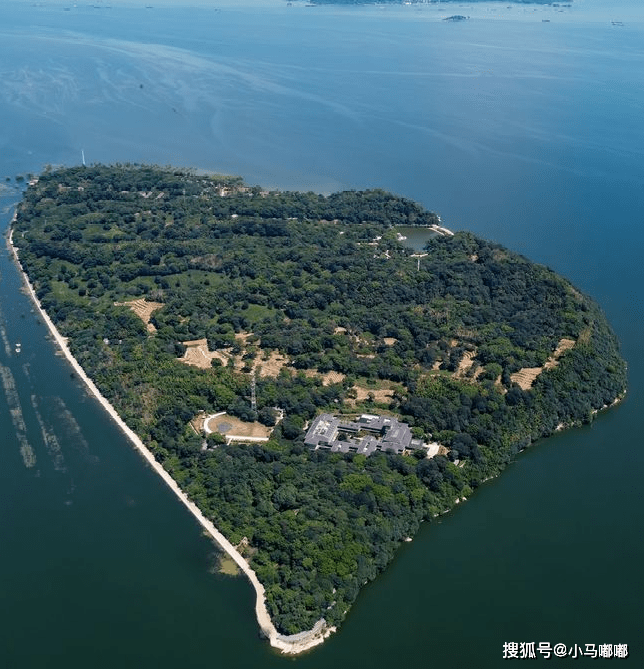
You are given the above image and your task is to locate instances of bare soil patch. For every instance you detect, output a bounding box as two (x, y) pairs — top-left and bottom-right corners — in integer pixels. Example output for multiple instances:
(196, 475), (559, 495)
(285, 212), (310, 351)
(180, 334), (287, 375)
(179, 338), (219, 369)
(191, 413), (206, 433)
(256, 350), (289, 378)
(510, 367), (543, 390)
(303, 369), (346, 386)
(351, 386), (394, 403)
(115, 299), (164, 333)
(205, 413), (272, 439)
(211, 349), (234, 367)
(545, 338), (576, 367)
(511, 338), (576, 390)
(235, 331), (256, 344)
(320, 370), (346, 386)
(455, 349), (477, 377)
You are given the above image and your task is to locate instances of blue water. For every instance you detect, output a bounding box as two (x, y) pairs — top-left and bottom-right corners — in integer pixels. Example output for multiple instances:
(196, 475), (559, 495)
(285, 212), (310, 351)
(1, 1), (642, 666)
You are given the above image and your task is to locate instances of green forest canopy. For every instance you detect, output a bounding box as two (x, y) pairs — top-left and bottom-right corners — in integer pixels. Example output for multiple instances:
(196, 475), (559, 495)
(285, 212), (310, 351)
(13, 164), (624, 634)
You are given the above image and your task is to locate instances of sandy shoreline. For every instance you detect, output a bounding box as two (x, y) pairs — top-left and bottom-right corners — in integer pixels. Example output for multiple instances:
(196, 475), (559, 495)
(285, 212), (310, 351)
(7, 212), (333, 655)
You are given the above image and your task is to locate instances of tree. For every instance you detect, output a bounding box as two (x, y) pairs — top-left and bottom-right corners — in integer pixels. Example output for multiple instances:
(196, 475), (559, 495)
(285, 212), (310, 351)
(258, 406), (278, 427)
(207, 432), (226, 447)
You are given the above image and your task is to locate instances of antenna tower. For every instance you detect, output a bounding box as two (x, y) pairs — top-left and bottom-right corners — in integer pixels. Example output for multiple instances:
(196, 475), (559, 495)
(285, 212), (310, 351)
(250, 369), (257, 412)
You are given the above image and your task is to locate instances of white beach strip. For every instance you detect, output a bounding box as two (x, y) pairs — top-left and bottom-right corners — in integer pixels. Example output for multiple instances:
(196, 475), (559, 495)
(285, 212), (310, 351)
(7, 213), (333, 655)
(431, 223), (455, 236)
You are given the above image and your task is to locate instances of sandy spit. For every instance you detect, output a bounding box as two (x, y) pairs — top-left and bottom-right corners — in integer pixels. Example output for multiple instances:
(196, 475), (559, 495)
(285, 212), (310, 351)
(7, 213), (333, 655)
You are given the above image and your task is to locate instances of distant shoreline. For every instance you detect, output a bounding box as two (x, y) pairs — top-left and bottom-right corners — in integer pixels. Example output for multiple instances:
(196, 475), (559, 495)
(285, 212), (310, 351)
(6, 209), (334, 655)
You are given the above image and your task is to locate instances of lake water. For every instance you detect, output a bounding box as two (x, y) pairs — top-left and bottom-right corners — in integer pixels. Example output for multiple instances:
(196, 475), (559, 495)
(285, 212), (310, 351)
(1, 1), (642, 666)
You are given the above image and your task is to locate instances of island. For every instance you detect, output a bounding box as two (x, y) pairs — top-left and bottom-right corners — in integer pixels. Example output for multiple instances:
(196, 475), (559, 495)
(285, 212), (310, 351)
(10, 164), (625, 652)
(297, 1), (567, 6)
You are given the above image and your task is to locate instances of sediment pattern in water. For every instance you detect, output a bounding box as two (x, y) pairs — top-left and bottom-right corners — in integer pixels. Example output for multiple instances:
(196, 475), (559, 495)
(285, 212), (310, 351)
(0, 364), (35, 468)
(0, 303), (12, 357)
(30, 393), (66, 473)
(51, 396), (97, 464)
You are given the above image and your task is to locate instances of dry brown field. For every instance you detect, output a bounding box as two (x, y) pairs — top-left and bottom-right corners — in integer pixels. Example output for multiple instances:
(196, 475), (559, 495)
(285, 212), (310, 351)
(511, 338), (576, 390)
(205, 414), (272, 439)
(114, 299), (164, 332)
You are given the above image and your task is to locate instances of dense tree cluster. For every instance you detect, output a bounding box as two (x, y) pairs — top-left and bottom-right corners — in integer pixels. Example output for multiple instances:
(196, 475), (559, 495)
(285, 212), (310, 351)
(13, 164), (625, 633)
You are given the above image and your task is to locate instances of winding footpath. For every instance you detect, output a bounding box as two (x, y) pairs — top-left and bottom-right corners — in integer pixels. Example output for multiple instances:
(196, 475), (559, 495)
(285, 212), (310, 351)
(7, 215), (334, 655)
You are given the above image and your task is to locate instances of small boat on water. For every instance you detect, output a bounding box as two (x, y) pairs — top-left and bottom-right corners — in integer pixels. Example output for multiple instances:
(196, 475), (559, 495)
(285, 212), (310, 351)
(15, 342), (21, 354)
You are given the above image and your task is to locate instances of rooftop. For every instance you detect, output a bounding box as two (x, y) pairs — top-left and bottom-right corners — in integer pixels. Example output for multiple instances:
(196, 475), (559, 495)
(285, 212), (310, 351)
(304, 413), (419, 456)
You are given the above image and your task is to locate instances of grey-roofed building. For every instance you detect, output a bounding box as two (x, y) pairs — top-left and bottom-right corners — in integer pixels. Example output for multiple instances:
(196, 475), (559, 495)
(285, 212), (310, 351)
(304, 413), (417, 456)
(304, 414), (339, 448)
